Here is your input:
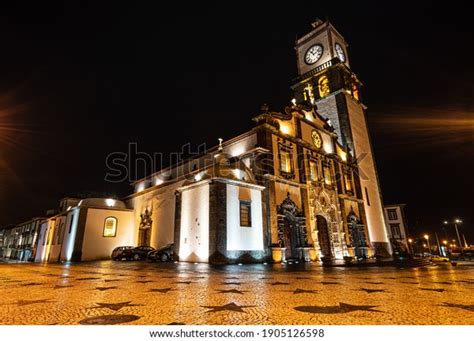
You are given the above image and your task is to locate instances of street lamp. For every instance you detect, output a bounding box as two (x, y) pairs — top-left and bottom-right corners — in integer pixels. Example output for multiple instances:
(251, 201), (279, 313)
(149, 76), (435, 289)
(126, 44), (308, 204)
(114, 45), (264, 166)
(444, 219), (463, 251)
(424, 234), (431, 254)
(407, 238), (413, 254)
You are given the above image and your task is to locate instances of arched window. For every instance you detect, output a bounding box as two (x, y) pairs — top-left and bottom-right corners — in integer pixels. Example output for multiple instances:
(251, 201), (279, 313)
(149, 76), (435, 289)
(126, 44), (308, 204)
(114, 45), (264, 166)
(103, 217), (118, 237)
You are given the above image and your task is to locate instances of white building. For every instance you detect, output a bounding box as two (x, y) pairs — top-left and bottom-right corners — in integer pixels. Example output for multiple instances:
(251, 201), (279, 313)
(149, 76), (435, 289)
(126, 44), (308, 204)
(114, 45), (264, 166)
(384, 204), (410, 254)
(35, 198), (134, 262)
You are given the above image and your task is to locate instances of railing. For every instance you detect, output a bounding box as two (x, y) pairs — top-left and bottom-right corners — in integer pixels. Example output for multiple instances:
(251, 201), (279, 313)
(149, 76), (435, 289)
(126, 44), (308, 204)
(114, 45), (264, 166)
(292, 58), (342, 83)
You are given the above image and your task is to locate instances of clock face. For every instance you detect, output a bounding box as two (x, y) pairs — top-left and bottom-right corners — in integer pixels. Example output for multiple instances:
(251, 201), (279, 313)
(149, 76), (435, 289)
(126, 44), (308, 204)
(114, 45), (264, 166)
(311, 130), (323, 149)
(304, 44), (323, 65)
(335, 43), (346, 62)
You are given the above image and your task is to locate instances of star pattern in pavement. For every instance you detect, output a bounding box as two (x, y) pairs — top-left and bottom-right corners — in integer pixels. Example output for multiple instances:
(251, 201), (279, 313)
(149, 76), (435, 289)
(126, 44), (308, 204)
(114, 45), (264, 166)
(439, 302), (474, 312)
(16, 299), (53, 306)
(291, 288), (318, 294)
(150, 288), (174, 293)
(420, 288), (445, 292)
(216, 289), (247, 295)
(54, 285), (74, 289)
(360, 288), (386, 293)
(271, 281), (289, 286)
(79, 314), (140, 325)
(20, 282), (42, 287)
(95, 286), (117, 291)
(202, 302), (255, 313)
(295, 302), (381, 314)
(93, 301), (141, 311)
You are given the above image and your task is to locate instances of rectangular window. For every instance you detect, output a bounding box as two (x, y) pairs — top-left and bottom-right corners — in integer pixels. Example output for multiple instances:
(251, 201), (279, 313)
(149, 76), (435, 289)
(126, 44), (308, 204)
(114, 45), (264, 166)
(280, 148), (293, 174)
(323, 164), (332, 186)
(344, 171), (353, 192)
(309, 160), (318, 182)
(239, 201), (252, 227)
(68, 215), (74, 233)
(365, 187), (370, 206)
(390, 223), (400, 237)
(103, 217), (118, 237)
(387, 209), (398, 220)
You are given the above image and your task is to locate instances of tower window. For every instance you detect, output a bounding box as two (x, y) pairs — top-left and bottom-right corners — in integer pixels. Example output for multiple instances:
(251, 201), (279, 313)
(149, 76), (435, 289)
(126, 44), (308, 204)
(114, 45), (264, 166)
(68, 214), (74, 234)
(364, 187), (371, 206)
(239, 201), (252, 227)
(103, 217), (118, 237)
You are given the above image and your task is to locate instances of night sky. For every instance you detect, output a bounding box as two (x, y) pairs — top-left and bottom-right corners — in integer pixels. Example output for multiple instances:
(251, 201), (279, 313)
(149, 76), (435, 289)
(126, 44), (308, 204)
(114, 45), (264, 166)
(0, 2), (472, 242)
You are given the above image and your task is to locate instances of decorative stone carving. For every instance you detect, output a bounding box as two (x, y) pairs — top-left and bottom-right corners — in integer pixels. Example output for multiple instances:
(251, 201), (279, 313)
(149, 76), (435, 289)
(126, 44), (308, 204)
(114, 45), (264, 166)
(276, 193), (308, 257)
(139, 207), (153, 230)
(307, 185), (348, 259)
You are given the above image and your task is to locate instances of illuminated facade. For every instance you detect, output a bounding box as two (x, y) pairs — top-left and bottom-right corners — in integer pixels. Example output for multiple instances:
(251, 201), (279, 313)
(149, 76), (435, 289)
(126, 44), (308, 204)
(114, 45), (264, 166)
(23, 20), (391, 264)
(127, 20), (391, 263)
(34, 198), (134, 262)
(292, 19), (391, 256)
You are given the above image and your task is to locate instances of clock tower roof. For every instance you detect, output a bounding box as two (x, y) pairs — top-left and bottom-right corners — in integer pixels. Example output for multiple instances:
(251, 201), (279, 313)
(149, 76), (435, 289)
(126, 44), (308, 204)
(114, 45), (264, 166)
(296, 19), (348, 48)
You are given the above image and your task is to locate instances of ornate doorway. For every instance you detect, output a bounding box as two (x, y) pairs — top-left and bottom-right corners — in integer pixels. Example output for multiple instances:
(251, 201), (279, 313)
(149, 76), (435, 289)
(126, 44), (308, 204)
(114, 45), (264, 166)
(138, 208), (153, 246)
(316, 215), (332, 258)
(277, 193), (308, 260)
(347, 209), (368, 258)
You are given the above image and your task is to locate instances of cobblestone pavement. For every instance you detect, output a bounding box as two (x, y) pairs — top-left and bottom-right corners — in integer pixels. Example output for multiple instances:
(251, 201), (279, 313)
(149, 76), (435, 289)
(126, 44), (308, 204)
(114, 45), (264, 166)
(0, 261), (473, 325)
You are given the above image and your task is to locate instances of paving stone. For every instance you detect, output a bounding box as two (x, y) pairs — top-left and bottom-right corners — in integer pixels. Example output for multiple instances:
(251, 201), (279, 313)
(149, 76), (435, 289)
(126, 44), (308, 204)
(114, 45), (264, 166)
(1, 261), (474, 324)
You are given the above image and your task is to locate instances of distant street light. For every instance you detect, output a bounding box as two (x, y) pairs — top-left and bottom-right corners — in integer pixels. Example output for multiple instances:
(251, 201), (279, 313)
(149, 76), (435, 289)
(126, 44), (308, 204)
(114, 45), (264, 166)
(424, 234), (432, 254)
(444, 219), (463, 251)
(407, 238), (413, 254)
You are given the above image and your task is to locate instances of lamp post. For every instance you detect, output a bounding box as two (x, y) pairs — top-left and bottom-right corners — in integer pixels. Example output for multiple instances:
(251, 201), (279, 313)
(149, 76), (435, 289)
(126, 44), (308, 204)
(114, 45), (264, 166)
(424, 234), (431, 254)
(407, 238), (413, 254)
(442, 240), (448, 257)
(445, 219), (463, 251)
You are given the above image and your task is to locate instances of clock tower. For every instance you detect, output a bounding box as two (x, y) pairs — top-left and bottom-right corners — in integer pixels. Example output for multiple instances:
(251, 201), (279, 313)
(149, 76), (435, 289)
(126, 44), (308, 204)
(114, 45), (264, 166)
(292, 19), (391, 256)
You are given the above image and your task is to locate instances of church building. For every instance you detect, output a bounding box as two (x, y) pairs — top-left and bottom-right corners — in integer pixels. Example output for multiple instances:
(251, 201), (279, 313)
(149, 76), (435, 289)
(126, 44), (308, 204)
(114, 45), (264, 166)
(126, 19), (391, 264)
(32, 20), (391, 264)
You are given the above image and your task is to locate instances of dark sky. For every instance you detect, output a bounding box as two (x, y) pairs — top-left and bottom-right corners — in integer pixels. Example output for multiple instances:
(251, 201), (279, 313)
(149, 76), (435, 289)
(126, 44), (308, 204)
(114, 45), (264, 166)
(0, 1), (472, 242)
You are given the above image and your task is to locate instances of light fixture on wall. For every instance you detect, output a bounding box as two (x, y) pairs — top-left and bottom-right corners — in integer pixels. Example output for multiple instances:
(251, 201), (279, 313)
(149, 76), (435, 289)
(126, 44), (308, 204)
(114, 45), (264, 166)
(105, 199), (116, 207)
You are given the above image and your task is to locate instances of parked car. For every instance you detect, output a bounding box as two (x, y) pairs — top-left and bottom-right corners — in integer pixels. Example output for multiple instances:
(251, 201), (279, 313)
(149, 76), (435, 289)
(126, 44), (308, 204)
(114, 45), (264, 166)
(111, 246), (134, 260)
(111, 246), (155, 261)
(429, 255), (450, 263)
(130, 246), (156, 260)
(147, 244), (174, 262)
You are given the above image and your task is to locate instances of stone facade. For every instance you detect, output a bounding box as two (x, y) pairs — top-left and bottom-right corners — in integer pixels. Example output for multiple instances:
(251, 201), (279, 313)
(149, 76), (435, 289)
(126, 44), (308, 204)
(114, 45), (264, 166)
(3, 20), (391, 265)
